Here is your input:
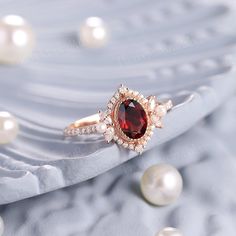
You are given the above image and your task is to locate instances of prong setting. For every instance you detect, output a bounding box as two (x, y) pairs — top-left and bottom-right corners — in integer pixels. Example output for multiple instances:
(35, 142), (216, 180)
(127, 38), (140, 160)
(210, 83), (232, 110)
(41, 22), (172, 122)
(64, 86), (172, 154)
(98, 86), (171, 153)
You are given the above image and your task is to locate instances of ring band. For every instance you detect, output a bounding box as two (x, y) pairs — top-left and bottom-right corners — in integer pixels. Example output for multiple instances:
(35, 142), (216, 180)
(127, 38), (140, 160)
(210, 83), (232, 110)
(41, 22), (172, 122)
(64, 85), (173, 153)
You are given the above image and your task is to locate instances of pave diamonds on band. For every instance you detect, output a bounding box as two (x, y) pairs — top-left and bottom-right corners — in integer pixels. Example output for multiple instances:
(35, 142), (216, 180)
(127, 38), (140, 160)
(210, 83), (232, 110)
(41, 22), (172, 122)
(64, 124), (98, 136)
(64, 85), (173, 153)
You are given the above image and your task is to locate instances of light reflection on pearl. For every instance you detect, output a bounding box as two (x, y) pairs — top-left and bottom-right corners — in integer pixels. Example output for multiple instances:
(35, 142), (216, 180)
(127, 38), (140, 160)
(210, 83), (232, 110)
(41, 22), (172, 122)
(13, 29), (29, 46)
(0, 15), (35, 64)
(141, 164), (183, 206)
(0, 112), (19, 144)
(3, 15), (25, 26)
(79, 17), (109, 48)
(163, 172), (177, 189)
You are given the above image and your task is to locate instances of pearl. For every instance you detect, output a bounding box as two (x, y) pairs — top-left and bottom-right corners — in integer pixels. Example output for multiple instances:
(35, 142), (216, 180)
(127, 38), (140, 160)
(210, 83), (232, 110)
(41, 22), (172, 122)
(141, 164), (183, 206)
(156, 227), (183, 236)
(0, 111), (19, 144)
(96, 122), (107, 133)
(0, 15), (35, 64)
(0, 216), (4, 236)
(79, 17), (109, 48)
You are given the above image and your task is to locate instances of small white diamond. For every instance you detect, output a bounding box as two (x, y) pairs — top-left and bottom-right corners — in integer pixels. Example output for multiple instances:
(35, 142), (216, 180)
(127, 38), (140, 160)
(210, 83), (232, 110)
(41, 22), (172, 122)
(118, 85), (127, 94)
(133, 91), (139, 96)
(142, 140), (148, 146)
(104, 127), (114, 142)
(151, 114), (159, 126)
(96, 122), (107, 133)
(104, 116), (112, 125)
(123, 143), (128, 148)
(135, 145), (143, 153)
(114, 92), (120, 99)
(107, 103), (113, 109)
(113, 135), (118, 141)
(142, 98), (148, 104)
(117, 139), (123, 145)
(165, 100), (173, 110)
(129, 144), (134, 150)
(155, 105), (167, 117)
(148, 96), (156, 111)
(99, 110), (108, 121)
(111, 97), (116, 104)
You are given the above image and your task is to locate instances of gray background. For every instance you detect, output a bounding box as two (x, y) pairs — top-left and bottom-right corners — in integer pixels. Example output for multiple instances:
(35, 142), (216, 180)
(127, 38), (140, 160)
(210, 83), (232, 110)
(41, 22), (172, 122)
(0, 0), (236, 235)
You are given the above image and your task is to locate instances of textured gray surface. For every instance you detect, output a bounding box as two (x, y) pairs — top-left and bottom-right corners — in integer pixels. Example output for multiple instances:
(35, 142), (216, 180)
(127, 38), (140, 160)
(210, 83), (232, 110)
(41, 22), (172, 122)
(0, 0), (236, 205)
(0, 0), (236, 235)
(1, 99), (236, 236)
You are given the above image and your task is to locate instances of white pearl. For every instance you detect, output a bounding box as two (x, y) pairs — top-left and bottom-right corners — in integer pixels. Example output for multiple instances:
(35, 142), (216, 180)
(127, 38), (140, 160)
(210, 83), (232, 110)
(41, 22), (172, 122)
(0, 111), (19, 144)
(0, 216), (4, 236)
(96, 122), (107, 133)
(0, 15), (35, 64)
(79, 17), (109, 48)
(141, 164), (183, 206)
(156, 227), (183, 236)
(155, 105), (167, 117)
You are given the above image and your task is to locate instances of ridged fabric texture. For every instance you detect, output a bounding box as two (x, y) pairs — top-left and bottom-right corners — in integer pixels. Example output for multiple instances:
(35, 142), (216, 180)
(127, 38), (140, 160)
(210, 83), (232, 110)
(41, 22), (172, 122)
(0, 0), (236, 235)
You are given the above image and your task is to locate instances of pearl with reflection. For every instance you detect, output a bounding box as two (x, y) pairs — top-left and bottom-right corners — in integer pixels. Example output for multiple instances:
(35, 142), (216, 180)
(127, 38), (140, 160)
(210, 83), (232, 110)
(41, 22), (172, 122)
(96, 122), (107, 133)
(79, 17), (109, 48)
(0, 216), (4, 236)
(0, 112), (19, 144)
(141, 164), (183, 206)
(156, 227), (183, 236)
(0, 15), (35, 64)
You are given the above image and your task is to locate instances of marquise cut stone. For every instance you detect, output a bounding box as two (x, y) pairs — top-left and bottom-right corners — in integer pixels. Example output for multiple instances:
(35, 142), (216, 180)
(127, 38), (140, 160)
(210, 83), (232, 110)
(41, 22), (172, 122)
(118, 99), (147, 139)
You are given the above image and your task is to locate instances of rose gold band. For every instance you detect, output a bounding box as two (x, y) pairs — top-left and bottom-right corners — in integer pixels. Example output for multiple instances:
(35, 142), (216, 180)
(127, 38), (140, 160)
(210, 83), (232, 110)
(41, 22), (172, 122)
(64, 113), (101, 136)
(64, 85), (173, 153)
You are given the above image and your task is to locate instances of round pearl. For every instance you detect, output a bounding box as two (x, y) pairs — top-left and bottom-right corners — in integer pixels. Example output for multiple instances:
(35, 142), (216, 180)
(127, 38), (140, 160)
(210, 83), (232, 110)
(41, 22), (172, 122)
(0, 15), (35, 64)
(0, 216), (4, 236)
(141, 164), (183, 206)
(96, 122), (107, 133)
(0, 112), (19, 144)
(157, 227), (183, 236)
(79, 17), (109, 48)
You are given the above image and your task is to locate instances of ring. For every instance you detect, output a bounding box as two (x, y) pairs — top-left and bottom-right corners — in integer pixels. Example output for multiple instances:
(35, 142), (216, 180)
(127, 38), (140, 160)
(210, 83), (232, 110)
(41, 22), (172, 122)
(64, 85), (173, 153)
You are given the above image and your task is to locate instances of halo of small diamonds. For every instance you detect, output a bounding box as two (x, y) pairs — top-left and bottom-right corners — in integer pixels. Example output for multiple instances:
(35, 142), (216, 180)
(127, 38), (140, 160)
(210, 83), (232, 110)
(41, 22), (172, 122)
(64, 85), (173, 154)
(98, 85), (172, 153)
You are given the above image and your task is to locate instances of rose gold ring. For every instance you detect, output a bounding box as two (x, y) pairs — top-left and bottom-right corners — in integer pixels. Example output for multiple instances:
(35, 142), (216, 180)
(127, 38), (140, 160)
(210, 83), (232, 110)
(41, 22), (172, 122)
(64, 85), (173, 153)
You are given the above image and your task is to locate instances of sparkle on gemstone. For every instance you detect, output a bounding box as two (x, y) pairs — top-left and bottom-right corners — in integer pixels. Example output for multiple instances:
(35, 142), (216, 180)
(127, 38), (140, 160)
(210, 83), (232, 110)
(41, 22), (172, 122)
(118, 99), (147, 139)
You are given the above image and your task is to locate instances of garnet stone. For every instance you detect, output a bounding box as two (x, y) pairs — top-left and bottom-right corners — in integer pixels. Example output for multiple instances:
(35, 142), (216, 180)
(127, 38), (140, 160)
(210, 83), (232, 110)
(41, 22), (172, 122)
(118, 99), (147, 139)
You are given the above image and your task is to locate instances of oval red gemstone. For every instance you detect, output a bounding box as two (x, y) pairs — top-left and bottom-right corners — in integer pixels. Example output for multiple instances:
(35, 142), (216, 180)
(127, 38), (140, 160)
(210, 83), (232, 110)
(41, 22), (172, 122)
(118, 99), (147, 139)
